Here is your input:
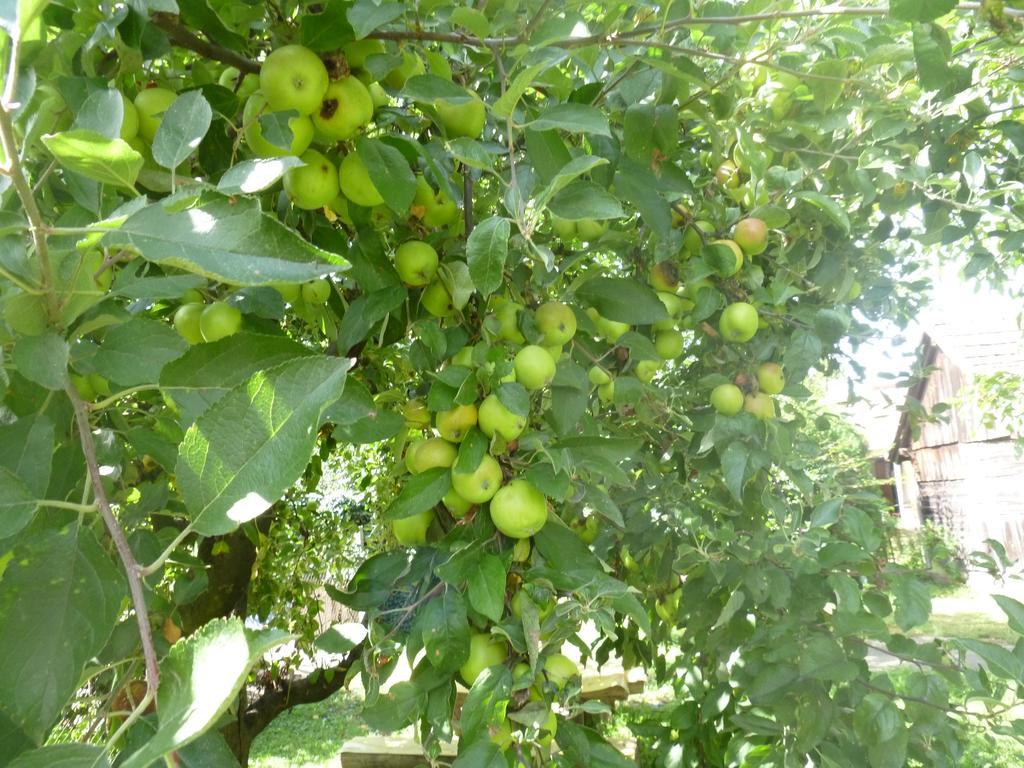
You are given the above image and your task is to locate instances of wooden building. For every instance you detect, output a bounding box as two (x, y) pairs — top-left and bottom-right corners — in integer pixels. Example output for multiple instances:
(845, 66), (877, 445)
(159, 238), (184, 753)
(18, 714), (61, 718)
(889, 318), (1024, 561)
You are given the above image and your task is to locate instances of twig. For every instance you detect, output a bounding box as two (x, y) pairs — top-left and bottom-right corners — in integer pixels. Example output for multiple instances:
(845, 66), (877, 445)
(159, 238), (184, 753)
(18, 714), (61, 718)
(39, 499), (98, 513)
(860, 640), (963, 673)
(67, 384), (161, 698)
(523, 0), (555, 39)
(89, 384), (162, 412)
(150, 13), (260, 74)
(0, 104), (59, 321)
(139, 523), (196, 577)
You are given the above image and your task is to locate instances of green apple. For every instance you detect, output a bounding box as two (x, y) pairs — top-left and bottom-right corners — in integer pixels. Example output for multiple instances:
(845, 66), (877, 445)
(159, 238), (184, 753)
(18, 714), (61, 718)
(596, 316), (629, 343)
(719, 302), (759, 343)
(715, 160), (740, 188)
(119, 93), (139, 141)
(575, 515), (600, 544)
(682, 220), (715, 255)
(338, 151), (384, 207)
(655, 588), (681, 622)
(534, 301), (576, 346)
(394, 240), (439, 287)
(283, 149), (339, 210)
(443, 488), (473, 518)
(368, 82), (389, 110)
(514, 345), (556, 390)
(543, 653), (579, 688)
(710, 383), (744, 416)
(649, 260), (679, 292)
(733, 217), (768, 255)
(451, 346), (474, 367)
(459, 632), (508, 685)
(846, 280), (862, 301)
(588, 366), (611, 386)
(383, 49), (424, 89)
(756, 362), (785, 394)
(270, 283), (300, 303)
(435, 403), (478, 442)
(420, 186), (459, 228)
(181, 288), (205, 305)
(489, 479), (548, 538)
(173, 303), (205, 344)
(260, 44), (329, 115)
(408, 437), (458, 473)
(744, 392), (776, 420)
(710, 239), (744, 276)
(491, 718), (514, 750)
(421, 280), (455, 318)
(343, 39), (385, 70)
(393, 509), (433, 546)
(451, 453), (503, 504)
(576, 218), (607, 240)
(636, 359), (661, 382)
(134, 87), (177, 142)
(243, 92), (314, 157)
(302, 278), (332, 305)
(597, 381), (615, 403)
(434, 92), (486, 138)
(312, 76), (373, 141)
(403, 399), (431, 429)
(655, 330), (684, 359)
(551, 215), (576, 240)
(478, 393), (527, 441)
(199, 301), (242, 342)
(496, 301), (526, 344)
(218, 67), (260, 101)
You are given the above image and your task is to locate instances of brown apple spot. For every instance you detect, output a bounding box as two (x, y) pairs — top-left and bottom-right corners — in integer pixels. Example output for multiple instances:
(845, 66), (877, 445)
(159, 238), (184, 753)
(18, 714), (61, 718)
(320, 98), (339, 120)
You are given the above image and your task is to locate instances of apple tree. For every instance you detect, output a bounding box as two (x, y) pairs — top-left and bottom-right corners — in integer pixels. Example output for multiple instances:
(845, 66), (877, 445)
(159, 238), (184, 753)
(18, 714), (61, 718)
(0, 1), (1023, 767)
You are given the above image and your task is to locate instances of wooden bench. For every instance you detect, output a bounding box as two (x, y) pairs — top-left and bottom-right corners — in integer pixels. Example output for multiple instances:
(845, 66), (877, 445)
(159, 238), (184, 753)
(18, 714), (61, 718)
(340, 734), (457, 767)
(341, 668), (647, 765)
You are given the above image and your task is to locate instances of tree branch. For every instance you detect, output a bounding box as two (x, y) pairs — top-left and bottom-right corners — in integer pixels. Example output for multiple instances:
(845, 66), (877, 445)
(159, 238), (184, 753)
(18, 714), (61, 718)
(0, 101), (59, 321)
(67, 384), (161, 698)
(150, 13), (260, 74)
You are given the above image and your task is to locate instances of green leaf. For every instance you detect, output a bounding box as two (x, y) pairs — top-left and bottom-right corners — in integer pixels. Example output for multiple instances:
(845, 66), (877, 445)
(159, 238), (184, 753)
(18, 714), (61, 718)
(355, 137), (416, 216)
(527, 103), (610, 136)
(404, 74), (475, 104)
(120, 618), (290, 768)
(217, 157), (304, 195)
(890, 0), (955, 22)
(613, 160), (671, 239)
(383, 467), (450, 521)
(420, 590), (471, 674)
(891, 575), (931, 631)
(0, 467), (38, 539)
(449, 7), (489, 38)
(113, 269), (207, 301)
(994, 594), (1024, 635)
(576, 277), (668, 324)
(8, 744), (110, 768)
(793, 191), (850, 234)
(525, 128), (573, 183)
(151, 90), (212, 170)
(11, 332), (67, 391)
(447, 137), (494, 170)
(452, 739), (507, 768)
(854, 693), (902, 744)
(912, 22), (954, 91)
(348, 0), (403, 39)
(491, 62), (548, 119)
(460, 665), (511, 745)
(176, 357), (350, 535)
(782, 329), (823, 382)
(455, 428), (488, 475)
(0, 525), (124, 742)
(798, 635), (856, 681)
(299, 0), (354, 51)
(41, 130), (142, 191)
(468, 554), (505, 622)
(534, 155), (609, 212)
(0, 415), (53, 497)
(466, 216), (510, 298)
(720, 441), (749, 500)
(549, 180), (625, 221)
(160, 332), (317, 426)
(337, 285), (407, 354)
(495, 381), (529, 419)
(103, 192), (348, 286)
(91, 317), (187, 387)
(958, 638), (1024, 680)
(72, 89), (123, 140)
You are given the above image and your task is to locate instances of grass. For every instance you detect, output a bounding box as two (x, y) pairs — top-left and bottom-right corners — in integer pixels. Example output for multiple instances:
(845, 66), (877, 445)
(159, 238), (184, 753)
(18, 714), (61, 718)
(249, 690), (367, 768)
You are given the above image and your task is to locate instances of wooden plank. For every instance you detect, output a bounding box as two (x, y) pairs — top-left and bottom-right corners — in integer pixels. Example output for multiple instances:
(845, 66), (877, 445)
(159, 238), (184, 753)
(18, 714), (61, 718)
(340, 735), (457, 767)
